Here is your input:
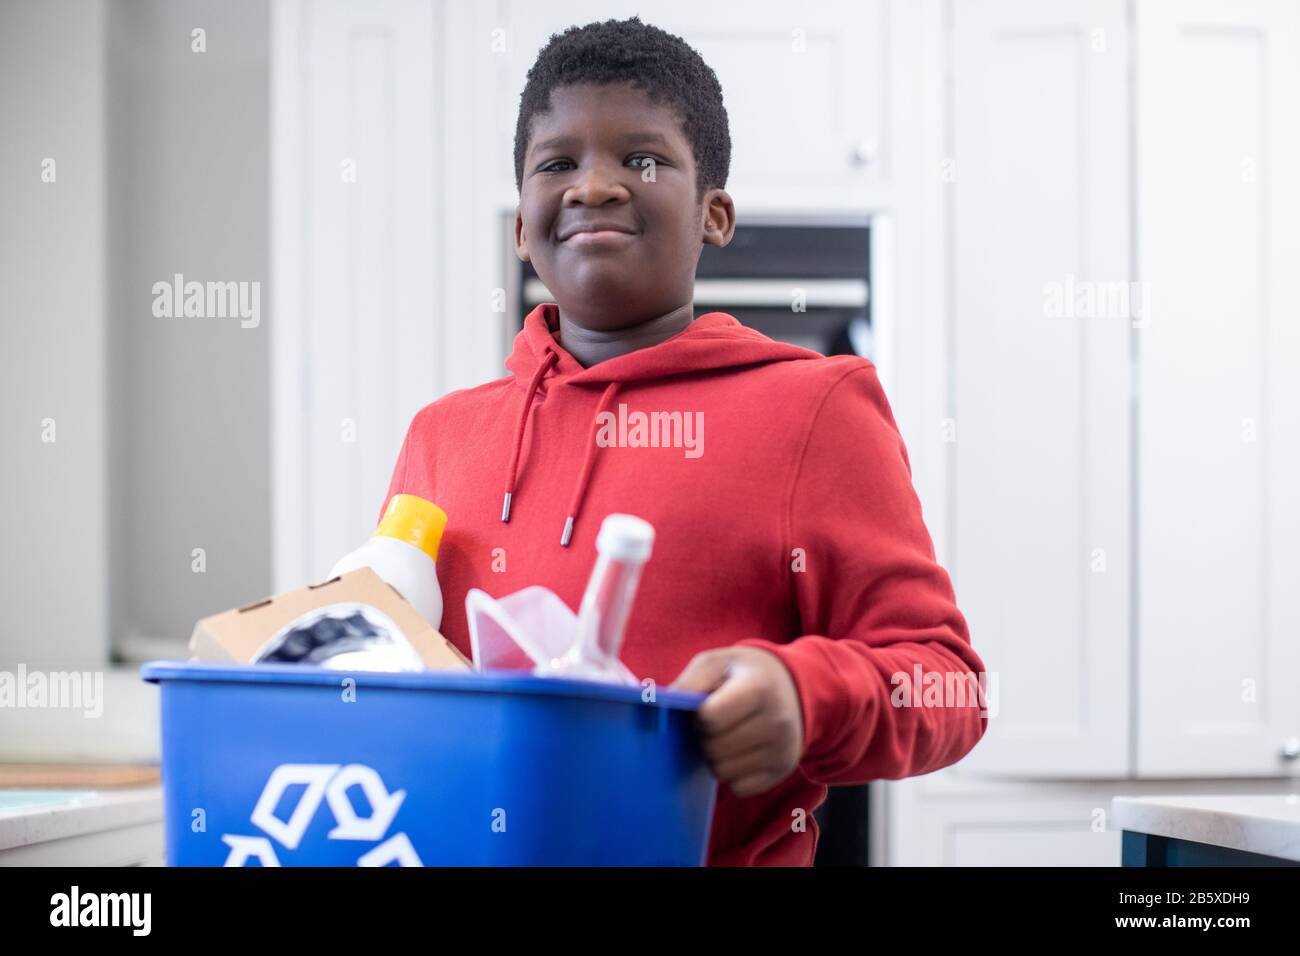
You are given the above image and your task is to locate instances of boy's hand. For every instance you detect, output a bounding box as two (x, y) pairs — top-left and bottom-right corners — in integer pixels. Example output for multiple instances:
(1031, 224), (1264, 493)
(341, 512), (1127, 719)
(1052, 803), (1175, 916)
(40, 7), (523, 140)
(670, 647), (804, 798)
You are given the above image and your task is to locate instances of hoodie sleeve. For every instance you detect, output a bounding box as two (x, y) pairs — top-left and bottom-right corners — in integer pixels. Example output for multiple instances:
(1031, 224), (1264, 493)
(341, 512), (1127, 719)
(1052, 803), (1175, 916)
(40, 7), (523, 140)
(738, 363), (988, 786)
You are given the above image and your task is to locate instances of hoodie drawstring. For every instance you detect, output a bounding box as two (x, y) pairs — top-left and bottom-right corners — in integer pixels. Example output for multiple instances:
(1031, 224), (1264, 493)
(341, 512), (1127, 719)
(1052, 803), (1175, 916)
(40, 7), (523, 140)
(501, 347), (558, 523)
(499, 347), (621, 548)
(561, 381), (621, 547)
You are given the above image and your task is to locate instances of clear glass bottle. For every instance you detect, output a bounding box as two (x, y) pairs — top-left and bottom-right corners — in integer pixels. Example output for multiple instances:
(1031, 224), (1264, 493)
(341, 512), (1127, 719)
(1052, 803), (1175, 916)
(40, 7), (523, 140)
(536, 514), (654, 685)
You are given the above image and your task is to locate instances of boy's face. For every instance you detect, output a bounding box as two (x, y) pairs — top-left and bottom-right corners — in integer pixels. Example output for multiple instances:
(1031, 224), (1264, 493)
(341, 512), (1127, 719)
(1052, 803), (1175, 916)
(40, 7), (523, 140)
(515, 82), (735, 332)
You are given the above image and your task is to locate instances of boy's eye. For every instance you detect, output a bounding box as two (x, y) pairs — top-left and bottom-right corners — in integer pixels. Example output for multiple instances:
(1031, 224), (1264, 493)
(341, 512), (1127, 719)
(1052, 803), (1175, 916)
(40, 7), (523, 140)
(538, 155), (666, 173)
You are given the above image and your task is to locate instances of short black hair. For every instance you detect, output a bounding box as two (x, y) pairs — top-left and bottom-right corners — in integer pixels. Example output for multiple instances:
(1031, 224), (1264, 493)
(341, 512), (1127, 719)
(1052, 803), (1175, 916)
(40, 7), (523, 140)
(513, 17), (731, 198)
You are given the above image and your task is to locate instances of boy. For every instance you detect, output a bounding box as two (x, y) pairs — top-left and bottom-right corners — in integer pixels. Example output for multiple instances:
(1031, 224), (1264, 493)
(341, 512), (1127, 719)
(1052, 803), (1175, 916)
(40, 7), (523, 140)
(380, 17), (987, 865)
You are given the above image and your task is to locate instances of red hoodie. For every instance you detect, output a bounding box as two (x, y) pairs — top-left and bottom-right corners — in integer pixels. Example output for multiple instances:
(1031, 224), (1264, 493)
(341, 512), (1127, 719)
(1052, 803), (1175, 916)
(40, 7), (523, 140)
(380, 303), (987, 865)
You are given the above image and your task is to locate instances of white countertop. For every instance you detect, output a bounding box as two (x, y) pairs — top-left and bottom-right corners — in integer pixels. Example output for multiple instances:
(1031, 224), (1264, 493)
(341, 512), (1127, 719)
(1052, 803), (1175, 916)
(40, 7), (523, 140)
(0, 786), (163, 851)
(1112, 793), (1300, 862)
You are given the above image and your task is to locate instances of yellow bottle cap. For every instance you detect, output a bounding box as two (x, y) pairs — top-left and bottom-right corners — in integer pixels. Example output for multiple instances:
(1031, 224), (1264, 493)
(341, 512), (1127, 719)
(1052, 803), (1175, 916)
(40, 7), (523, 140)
(375, 494), (448, 562)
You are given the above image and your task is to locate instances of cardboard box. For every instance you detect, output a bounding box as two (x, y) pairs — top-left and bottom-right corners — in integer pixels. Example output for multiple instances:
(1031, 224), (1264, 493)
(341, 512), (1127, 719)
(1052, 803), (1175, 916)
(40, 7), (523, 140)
(188, 567), (470, 671)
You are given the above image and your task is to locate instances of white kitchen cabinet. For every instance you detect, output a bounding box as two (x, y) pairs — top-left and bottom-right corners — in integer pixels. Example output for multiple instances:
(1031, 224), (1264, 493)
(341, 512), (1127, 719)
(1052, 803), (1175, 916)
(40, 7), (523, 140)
(495, 0), (891, 212)
(1134, 0), (1300, 777)
(271, 0), (444, 589)
(885, 0), (1300, 866)
(881, 774), (1300, 866)
(940, 0), (1300, 783)
(948, 0), (1132, 777)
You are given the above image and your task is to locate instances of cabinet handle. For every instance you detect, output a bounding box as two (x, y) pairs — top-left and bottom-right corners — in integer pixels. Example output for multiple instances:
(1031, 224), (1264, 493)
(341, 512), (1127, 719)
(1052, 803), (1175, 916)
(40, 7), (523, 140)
(1282, 737), (1300, 760)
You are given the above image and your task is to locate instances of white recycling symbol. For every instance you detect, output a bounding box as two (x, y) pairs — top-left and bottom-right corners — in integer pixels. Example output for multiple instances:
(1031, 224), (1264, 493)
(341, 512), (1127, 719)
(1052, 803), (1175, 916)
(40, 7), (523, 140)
(220, 763), (423, 866)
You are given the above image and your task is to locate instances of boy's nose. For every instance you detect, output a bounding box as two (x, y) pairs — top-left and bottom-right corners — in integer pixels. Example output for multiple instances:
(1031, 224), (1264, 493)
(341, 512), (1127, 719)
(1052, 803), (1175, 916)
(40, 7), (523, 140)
(564, 165), (631, 207)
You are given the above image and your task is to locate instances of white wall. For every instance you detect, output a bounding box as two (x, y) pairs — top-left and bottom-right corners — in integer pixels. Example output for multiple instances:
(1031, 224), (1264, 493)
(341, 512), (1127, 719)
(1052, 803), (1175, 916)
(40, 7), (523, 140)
(0, 0), (109, 668)
(0, 0), (272, 761)
(106, 0), (273, 658)
(0, 0), (272, 669)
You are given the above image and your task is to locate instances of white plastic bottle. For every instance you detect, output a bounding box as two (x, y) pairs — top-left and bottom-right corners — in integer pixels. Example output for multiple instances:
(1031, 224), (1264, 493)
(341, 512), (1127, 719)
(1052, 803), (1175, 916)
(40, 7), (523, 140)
(329, 494), (447, 630)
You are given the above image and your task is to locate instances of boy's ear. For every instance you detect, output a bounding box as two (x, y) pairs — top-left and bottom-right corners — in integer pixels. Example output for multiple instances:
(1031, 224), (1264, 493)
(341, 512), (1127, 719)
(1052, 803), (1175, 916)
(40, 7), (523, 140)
(513, 206), (530, 262)
(700, 189), (736, 249)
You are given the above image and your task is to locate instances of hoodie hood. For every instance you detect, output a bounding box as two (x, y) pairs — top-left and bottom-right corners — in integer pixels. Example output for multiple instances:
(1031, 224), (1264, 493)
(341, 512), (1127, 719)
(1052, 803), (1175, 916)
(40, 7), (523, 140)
(501, 303), (823, 545)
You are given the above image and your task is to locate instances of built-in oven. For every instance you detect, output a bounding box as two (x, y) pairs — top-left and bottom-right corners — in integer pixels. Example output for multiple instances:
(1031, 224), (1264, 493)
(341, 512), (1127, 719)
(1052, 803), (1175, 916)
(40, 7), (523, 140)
(512, 216), (875, 361)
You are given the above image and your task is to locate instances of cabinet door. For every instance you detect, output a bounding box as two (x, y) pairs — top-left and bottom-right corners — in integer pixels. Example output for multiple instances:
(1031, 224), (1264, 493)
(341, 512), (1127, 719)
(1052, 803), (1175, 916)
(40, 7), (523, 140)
(497, 0), (887, 210)
(270, 0), (439, 587)
(1135, 0), (1300, 776)
(884, 772), (1300, 866)
(950, 0), (1132, 776)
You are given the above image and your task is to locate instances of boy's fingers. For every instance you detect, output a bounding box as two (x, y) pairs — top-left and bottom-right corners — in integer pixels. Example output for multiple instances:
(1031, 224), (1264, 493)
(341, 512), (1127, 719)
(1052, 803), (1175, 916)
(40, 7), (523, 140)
(700, 711), (770, 762)
(729, 770), (780, 799)
(696, 669), (765, 737)
(709, 738), (775, 782)
(669, 650), (733, 694)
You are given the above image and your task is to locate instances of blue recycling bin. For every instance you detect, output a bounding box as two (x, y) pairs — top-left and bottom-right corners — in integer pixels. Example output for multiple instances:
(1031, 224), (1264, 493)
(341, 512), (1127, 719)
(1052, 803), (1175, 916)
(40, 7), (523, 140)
(141, 661), (717, 866)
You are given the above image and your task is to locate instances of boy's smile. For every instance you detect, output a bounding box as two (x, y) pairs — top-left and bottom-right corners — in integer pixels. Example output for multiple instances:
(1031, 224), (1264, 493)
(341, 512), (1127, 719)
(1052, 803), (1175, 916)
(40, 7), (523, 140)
(515, 82), (734, 338)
